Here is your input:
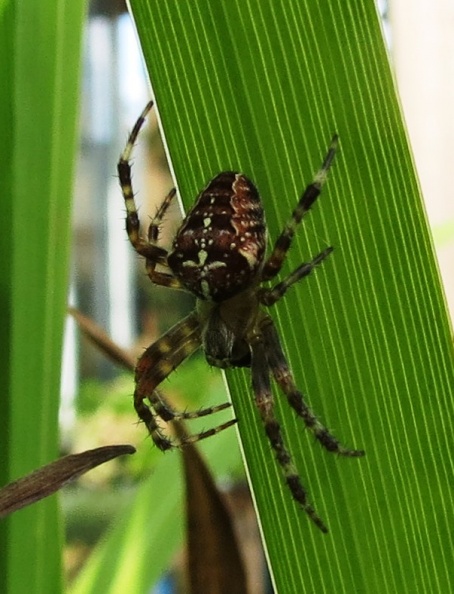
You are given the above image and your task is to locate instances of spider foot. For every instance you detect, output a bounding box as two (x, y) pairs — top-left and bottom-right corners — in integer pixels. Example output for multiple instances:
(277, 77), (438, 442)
(286, 475), (328, 533)
(158, 400), (232, 422)
(136, 389), (236, 449)
(311, 424), (365, 458)
(337, 444), (365, 458)
(263, 416), (329, 532)
(147, 415), (237, 450)
(177, 418), (238, 446)
(283, 388), (365, 457)
(152, 431), (174, 452)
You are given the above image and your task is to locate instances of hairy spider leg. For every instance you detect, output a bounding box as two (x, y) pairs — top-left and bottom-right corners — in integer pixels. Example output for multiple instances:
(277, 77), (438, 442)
(173, 418), (238, 448)
(143, 187), (185, 290)
(259, 246), (334, 306)
(135, 313), (235, 450)
(261, 317), (365, 457)
(250, 333), (328, 532)
(261, 134), (338, 282)
(117, 101), (185, 291)
(148, 186), (177, 244)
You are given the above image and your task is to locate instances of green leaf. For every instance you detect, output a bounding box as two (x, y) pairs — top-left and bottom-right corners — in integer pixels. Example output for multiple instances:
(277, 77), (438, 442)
(0, 1), (87, 592)
(124, 1), (454, 592)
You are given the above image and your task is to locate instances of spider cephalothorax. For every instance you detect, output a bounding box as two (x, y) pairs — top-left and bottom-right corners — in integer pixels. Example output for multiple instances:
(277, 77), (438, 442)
(118, 101), (364, 532)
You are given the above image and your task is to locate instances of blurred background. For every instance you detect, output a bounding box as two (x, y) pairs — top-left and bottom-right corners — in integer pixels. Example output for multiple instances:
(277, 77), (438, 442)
(62, 0), (454, 590)
(63, 0), (454, 432)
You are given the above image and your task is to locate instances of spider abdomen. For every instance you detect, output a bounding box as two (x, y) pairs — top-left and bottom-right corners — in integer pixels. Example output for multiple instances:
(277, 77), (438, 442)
(167, 172), (267, 301)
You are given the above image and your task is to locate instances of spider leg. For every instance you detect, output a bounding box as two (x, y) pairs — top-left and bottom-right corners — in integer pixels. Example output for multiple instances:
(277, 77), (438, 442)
(261, 316), (365, 457)
(172, 418), (238, 448)
(144, 389), (236, 451)
(261, 134), (338, 282)
(148, 186), (177, 244)
(259, 246), (333, 306)
(143, 186), (187, 290)
(117, 101), (165, 261)
(135, 312), (234, 450)
(117, 101), (186, 291)
(250, 334), (328, 532)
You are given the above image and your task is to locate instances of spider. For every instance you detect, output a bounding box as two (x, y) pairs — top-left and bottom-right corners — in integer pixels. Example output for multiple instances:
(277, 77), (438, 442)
(117, 101), (364, 533)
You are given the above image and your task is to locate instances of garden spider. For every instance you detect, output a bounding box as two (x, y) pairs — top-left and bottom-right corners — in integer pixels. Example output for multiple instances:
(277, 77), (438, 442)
(118, 101), (364, 532)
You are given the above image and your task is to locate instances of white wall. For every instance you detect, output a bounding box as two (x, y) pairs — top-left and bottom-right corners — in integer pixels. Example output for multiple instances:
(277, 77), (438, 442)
(391, 0), (454, 320)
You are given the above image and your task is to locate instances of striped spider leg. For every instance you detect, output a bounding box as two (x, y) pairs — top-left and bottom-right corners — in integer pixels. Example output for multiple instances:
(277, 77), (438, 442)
(118, 102), (236, 450)
(118, 102), (364, 532)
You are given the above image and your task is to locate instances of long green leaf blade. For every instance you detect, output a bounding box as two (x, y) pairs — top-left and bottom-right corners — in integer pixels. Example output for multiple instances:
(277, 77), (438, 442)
(122, 1), (454, 592)
(0, 1), (87, 592)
